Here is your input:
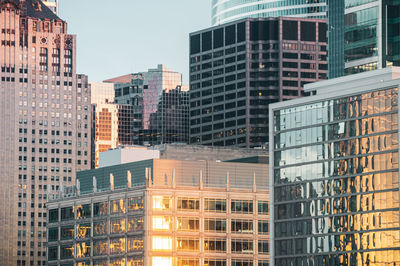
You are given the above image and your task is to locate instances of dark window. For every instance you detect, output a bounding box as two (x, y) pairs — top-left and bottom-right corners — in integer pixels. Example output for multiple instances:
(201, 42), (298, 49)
(48, 209), (58, 223)
(190, 34), (200, 54)
(213, 28), (223, 49)
(301, 22), (316, 41)
(319, 23), (327, 42)
(225, 25), (236, 45)
(283, 20), (298, 40)
(202, 31), (212, 52)
(250, 20), (278, 41)
(237, 22), (246, 42)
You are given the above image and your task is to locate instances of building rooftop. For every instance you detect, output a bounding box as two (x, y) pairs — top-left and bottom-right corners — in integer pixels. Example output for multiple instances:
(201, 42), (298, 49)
(2, 0), (60, 20)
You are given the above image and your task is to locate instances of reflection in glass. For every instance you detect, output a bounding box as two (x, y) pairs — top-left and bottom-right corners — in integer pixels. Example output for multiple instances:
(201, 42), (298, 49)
(204, 238), (226, 253)
(127, 257), (144, 266)
(48, 246), (58, 261)
(177, 197), (200, 210)
(152, 196), (172, 210)
(111, 199), (126, 214)
(152, 257), (172, 266)
(110, 257), (126, 266)
(110, 237), (126, 254)
(204, 218), (226, 232)
(93, 221), (108, 236)
(76, 223), (91, 239)
(152, 236), (172, 251)
(61, 206), (74, 221)
(128, 237), (144, 252)
(49, 209), (59, 223)
(111, 218), (126, 234)
(128, 216), (144, 232)
(93, 240), (108, 256)
(177, 258), (200, 266)
(76, 242), (91, 258)
(176, 217), (199, 231)
(176, 237), (200, 251)
(128, 196), (144, 211)
(60, 244), (74, 259)
(60, 225), (74, 240)
(204, 198), (226, 212)
(76, 204), (91, 219)
(93, 201), (108, 216)
(152, 216), (172, 231)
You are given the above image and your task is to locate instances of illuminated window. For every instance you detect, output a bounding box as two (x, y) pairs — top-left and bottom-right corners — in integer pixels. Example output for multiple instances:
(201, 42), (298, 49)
(111, 257), (126, 266)
(128, 237), (144, 252)
(204, 218), (226, 232)
(111, 199), (126, 214)
(176, 237), (200, 251)
(177, 258), (200, 266)
(204, 198), (226, 212)
(128, 216), (144, 232)
(231, 200), (253, 214)
(176, 217), (199, 231)
(152, 257), (172, 266)
(204, 238), (226, 253)
(152, 236), (172, 251)
(177, 197), (200, 211)
(111, 218), (126, 234)
(128, 196), (144, 211)
(110, 237), (126, 254)
(127, 257), (144, 266)
(204, 259), (226, 266)
(152, 216), (172, 231)
(152, 196), (172, 211)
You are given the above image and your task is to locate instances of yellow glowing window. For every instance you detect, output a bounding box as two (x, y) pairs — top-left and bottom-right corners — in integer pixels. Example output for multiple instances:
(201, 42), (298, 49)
(152, 236), (172, 251)
(152, 216), (172, 231)
(152, 257), (172, 266)
(152, 196), (172, 211)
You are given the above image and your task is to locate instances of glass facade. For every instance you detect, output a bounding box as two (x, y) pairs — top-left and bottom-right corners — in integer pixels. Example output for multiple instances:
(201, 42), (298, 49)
(212, 0), (327, 26)
(272, 83), (400, 264)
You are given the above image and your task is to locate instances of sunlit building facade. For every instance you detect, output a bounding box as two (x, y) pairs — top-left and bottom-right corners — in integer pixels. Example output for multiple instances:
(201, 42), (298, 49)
(269, 67), (400, 265)
(190, 17), (327, 148)
(211, 0), (326, 26)
(47, 157), (269, 266)
(42, 0), (58, 15)
(0, 0), (91, 264)
(328, 0), (400, 78)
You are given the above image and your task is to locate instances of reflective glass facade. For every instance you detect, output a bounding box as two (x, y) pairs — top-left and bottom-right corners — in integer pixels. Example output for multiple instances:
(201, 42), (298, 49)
(270, 68), (400, 265)
(212, 0), (327, 26)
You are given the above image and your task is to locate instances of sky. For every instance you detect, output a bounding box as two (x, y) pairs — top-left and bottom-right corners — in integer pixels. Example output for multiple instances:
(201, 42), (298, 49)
(59, 0), (211, 84)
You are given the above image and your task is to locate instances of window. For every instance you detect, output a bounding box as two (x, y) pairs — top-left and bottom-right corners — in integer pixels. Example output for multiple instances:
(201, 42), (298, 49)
(231, 239), (253, 254)
(152, 196), (172, 211)
(61, 206), (73, 221)
(48, 246), (58, 261)
(110, 238), (125, 254)
(48, 228), (58, 242)
(177, 197), (199, 211)
(152, 236), (172, 251)
(76, 204), (91, 219)
(110, 218), (126, 234)
(93, 221), (108, 236)
(232, 260), (253, 266)
(128, 216), (144, 232)
(204, 218), (226, 233)
(128, 237), (143, 252)
(93, 202), (107, 216)
(258, 201), (268, 215)
(128, 196), (144, 211)
(110, 199), (126, 214)
(93, 240), (108, 256)
(176, 237), (200, 252)
(76, 242), (90, 258)
(231, 200), (253, 214)
(232, 219), (253, 234)
(60, 226), (74, 240)
(258, 240), (268, 254)
(60, 244), (74, 259)
(176, 217), (199, 231)
(204, 239), (226, 253)
(177, 258), (199, 266)
(48, 209), (58, 223)
(152, 216), (172, 231)
(258, 221), (268, 235)
(76, 223), (91, 239)
(204, 198), (226, 212)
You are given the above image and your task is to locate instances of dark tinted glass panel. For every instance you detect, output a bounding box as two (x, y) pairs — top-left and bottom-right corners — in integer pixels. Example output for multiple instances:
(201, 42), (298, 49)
(319, 23), (327, 42)
(202, 31), (212, 52)
(301, 22), (316, 41)
(213, 28), (224, 49)
(48, 228), (58, 242)
(250, 21), (278, 41)
(48, 246), (58, 261)
(61, 206), (74, 221)
(49, 209), (58, 223)
(190, 34), (200, 55)
(225, 25), (236, 45)
(237, 22), (246, 42)
(283, 20), (298, 40)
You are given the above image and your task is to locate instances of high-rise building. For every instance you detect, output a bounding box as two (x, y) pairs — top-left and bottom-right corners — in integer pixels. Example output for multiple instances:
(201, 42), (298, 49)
(189, 17), (327, 148)
(47, 152), (269, 266)
(0, 0), (91, 264)
(328, 0), (400, 78)
(269, 67), (400, 265)
(42, 0), (58, 15)
(211, 0), (327, 26)
(107, 65), (190, 146)
(90, 82), (134, 168)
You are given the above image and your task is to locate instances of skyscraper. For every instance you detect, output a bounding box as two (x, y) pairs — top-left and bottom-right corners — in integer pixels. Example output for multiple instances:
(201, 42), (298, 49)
(0, 0), (91, 264)
(328, 0), (400, 78)
(212, 0), (327, 26)
(42, 0), (58, 15)
(270, 67), (400, 265)
(107, 65), (190, 146)
(189, 17), (327, 148)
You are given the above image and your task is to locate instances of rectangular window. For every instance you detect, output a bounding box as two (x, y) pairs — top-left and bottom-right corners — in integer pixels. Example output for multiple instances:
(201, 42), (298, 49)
(231, 200), (253, 214)
(204, 218), (226, 232)
(60, 206), (74, 221)
(128, 237), (143, 252)
(152, 196), (172, 211)
(152, 236), (172, 251)
(152, 216), (172, 231)
(177, 197), (199, 211)
(93, 221), (108, 236)
(258, 201), (268, 215)
(204, 239), (226, 253)
(76, 242), (90, 259)
(48, 228), (58, 242)
(177, 258), (200, 266)
(93, 240), (108, 256)
(258, 221), (268, 235)
(76, 204), (91, 219)
(176, 237), (200, 252)
(110, 238), (125, 254)
(110, 218), (126, 234)
(60, 244), (74, 259)
(93, 202), (107, 216)
(110, 199), (126, 214)
(205, 198), (226, 212)
(48, 209), (58, 223)
(176, 217), (200, 231)
(231, 219), (253, 234)
(258, 240), (268, 254)
(76, 223), (91, 239)
(60, 226), (74, 240)
(128, 216), (144, 232)
(128, 196), (144, 212)
(204, 259), (227, 266)
(231, 239), (253, 254)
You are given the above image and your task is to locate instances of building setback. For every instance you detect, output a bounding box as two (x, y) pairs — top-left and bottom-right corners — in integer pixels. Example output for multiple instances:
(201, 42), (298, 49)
(47, 157), (269, 266)
(328, 0), (400, 78)
(189, 17), (327, 148)
(0, 0), (91, 264)
(211, 0), (326, 26)
(269, 67), (400, 265)
(107, 65), (189, 146)
(42, 0), (58, 15)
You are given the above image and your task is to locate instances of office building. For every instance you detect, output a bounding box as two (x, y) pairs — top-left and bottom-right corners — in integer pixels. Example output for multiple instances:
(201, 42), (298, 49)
(107, 65), (189, 146)
(0, 0), (91, 264)
(42, 0), (58, 16)
(269, 67), (400, 265)
(190, 17), (327, 148)
(328, 0), (400, 78)
(47, 155), (269, 266)
(91, 82), (134, 168)
(211, 0), (326, 26)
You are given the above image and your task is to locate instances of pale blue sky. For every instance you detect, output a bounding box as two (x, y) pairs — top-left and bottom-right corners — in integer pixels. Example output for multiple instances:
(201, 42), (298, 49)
(59, 1), (211, 84)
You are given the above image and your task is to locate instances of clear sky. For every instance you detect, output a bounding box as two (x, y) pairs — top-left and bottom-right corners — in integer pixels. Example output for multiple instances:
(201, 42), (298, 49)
(59, 0), (211, 84)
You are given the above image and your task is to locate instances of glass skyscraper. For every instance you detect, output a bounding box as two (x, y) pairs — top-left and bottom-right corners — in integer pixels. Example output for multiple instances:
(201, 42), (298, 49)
(212, 0), (327, 26)
(270, 67), (400, 265)
(328, 0), (400, 78)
